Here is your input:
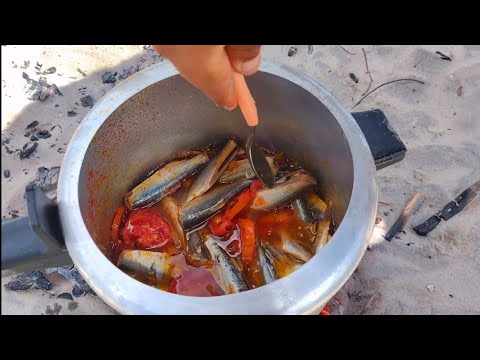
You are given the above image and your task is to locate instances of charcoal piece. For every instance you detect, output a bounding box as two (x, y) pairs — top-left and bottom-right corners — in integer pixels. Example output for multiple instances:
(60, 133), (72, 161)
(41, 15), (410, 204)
(30, 135), (38, 141)
(102, 71), (117, 84)
(4, 170), (10, 178)
(19, 142), (38, 159)
(42, 67), (56, 75)
(349, 73), (359, 83)
(57, 293), (74, 301)
(80, 95), (94, 108)
(37, 129), (51, 139)
(26, 120), (39, 129)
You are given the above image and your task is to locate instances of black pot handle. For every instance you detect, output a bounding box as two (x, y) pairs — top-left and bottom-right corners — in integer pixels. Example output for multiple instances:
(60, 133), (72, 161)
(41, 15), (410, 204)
(351, 109), (407, 170)
(1, 184), (71, 275)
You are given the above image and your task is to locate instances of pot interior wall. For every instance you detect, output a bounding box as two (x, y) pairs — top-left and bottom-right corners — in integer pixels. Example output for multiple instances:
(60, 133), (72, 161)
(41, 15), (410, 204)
(78, 72), (354, 256)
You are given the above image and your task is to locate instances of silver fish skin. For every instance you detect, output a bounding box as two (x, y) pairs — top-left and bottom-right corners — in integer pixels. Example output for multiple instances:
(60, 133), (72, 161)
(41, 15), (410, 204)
(292, 197), (315, 223)
(258, 243), (278, 284)
(314, 219), (330, 254)
(159, 196), (185, 250)
(186, 140), (238, 203)
(124, 152), (209, 210)
(303, 192), (328, 221)
(219, 157), (277, 184)
(279, 232), (313, 263)
(185, 229), (211, 267)
(117, 250), (172, 279)
(204, 237), (248, 294)
(251, 171), (317, 210)
(263, 243), (303, 276)
(179, 179), (252, 230)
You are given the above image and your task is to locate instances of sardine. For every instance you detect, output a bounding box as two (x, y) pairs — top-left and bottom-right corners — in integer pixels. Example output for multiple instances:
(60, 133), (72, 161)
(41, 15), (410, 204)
(303, 192), (328, 220)
(185, 140), (239, 203)
(314, 219), (330, 253)
(258, 243), (278, 284)
(185, 228), (211, 267)
(124, 152), (209, 210)
(117, 250), (172, 279)
(251, 171), (317, 210)
(159, 196), (185, 250)
(220, 157), (278, 184)
(179, 179), (252, 230)
(279, 232), (313, 262)
(204, 236), (248, 294)
(263, 243), (302, 277)
(292, 197), (314, 223)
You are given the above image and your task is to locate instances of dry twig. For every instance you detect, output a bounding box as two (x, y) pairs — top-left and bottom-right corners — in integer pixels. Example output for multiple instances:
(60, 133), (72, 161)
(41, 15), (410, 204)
(361, 48), (373, 96)
(337, 45), (356, 55)
(353, 78), (425, 108)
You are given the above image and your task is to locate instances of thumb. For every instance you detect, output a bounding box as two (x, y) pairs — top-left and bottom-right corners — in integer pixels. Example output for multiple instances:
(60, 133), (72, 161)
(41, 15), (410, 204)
(225, 45), (262, 76)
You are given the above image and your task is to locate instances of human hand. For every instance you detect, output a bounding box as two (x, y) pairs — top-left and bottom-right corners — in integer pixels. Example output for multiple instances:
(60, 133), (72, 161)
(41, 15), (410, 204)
(153, 45), (261, 110)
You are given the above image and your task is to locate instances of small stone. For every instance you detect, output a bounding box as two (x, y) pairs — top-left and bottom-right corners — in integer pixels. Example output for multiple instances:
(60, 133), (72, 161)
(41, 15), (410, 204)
(427, 285), (434, 293)
(349, 73), (359, 83)
(37, 129), (51, 139)
(42, 67), (56, 75)
(80, 95), (94, 108)
(288, 47), (298, 57)
(4, 170), (10, 178)
(72, 284), (85, 297)
(26, 120), (39, 129)
(102, 71), (117, 84)
(57, 293), (74, 301)
(24, 132), (31, 137)
(19, 142), (38, 159)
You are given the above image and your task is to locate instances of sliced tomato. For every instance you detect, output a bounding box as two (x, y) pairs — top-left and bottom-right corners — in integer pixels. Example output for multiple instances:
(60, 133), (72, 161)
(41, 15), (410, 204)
(249, 179), (265, 196)
(208, 214), (236, 237)
(224, 188), (252, 220)
(121, 208), (173, 249)
(111, 205), (127, 244)
(238, 218), (256, 264)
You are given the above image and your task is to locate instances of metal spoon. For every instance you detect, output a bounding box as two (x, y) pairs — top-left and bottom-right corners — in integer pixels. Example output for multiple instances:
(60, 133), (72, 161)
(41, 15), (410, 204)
(233, 73), (276, 188)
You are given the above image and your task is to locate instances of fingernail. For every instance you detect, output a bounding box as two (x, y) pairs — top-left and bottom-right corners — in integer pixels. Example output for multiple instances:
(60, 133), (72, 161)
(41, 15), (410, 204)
(238, 57), (260, 75)
(223, 105), (237, 111)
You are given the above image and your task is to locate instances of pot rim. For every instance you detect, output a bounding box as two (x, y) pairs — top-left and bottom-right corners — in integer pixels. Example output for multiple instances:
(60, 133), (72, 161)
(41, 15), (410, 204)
(58, 59), (377, 314)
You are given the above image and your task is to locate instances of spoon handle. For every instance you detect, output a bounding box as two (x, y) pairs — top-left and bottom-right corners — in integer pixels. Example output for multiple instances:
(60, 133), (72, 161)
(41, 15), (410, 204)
(233, 72), (258, 127)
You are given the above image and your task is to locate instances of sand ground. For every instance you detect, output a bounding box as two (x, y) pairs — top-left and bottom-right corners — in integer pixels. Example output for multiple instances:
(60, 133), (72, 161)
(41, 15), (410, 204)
(1, 45), (479, 314)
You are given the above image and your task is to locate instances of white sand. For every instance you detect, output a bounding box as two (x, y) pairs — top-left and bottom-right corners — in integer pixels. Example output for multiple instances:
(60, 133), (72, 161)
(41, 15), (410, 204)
(1, 45), (479, 314)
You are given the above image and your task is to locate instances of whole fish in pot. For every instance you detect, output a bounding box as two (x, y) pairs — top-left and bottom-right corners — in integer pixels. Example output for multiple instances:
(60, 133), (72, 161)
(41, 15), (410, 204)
(303, 192), (328, 221)
(279, 231), (313, 263)
(117, 250), (174, 280)
(179, 179), (252, 230)
(220, 157), (278, 184)
(292, 197), (315, 223)
(251, 170), (317, 210)
(185, 140), (239, 203)
(158, 196), (185, 250)
(204, 236), (248, 294)
(263, 243), (303, 277)
(124, 152), (209, 210)
(314, 219), (330, 254)
(185, 228), (211, 267)
(258, 243), (278, 284)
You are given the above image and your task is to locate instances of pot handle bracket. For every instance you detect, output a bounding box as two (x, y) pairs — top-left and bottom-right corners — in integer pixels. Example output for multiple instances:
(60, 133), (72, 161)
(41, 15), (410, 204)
(1, 184), (71, 276)
(351, 109), (407, 170)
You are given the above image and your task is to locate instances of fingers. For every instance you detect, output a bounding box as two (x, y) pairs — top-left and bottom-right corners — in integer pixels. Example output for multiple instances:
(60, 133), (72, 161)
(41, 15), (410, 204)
(154, 45), (237, 110)
(153, 45), (262, 110)
(225, 45), (262, 75)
